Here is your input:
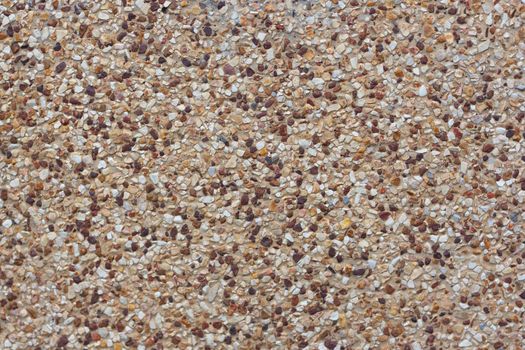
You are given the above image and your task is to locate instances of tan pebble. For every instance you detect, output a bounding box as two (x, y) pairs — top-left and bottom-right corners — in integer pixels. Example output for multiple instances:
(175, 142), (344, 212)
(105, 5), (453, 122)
(436, 34), (447, 43)
(304, 49), (315, 61)
(340, 218), (352, 229)
(423, 24), (435, 37)
(464, 85), (474, 98)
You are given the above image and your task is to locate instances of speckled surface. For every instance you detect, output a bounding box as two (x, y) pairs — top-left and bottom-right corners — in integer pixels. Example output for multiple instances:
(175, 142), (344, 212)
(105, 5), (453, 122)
(1, 1), (525, 349)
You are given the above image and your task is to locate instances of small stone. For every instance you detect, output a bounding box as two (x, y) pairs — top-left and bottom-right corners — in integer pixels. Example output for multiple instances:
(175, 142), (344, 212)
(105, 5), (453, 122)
(384, 284), (395, 294)
(201, 196), (214, 204)
(2, 219), (13, 228)
(261, 236), (272, 247)
(223, 64), (235, 75)
(55, 62), (66, 73)
(203, 26), (213, 36)
(225, 156), (237, 168)
(98, 12), (110, 20)
(423, 24), (434, 37)
(459, 339), (472, 347)
(57, 335), (68, 348)
(391, 323), (404, 337)
(86, 85), (96, 96)
(352, 268), (367, 276)
(478, 41), (490, 53)
(135, 0), (149, 14)
(96, 267), (108, 278)
(240, 194), (249, 206)
(482, 144), (495, 153)
(323, 338), (337, 350)
(39, 169), (49, 180)
(378, 211), (390, 221)
(304, 49), (315, 61)
(418, 85), (427, 97)
(340, 217), (352, 229)
(181, 58), (191, 67)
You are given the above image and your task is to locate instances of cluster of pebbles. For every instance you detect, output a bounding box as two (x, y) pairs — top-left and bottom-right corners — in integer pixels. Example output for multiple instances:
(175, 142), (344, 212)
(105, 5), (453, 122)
(1, 0), (525, 349)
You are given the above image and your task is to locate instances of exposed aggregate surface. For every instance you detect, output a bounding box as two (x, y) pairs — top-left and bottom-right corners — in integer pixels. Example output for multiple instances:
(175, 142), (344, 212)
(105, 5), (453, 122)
(1, 0), (525, 349)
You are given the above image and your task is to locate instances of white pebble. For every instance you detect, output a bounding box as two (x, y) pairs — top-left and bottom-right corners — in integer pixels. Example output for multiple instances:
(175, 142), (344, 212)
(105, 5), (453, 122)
(201, 196), (214, 204)
(98, 160), (107, 169)
(39, 169), (49, 180)
(98, 12), (110, 20)
(256, 141), (265, 150)
(150, 173), (159, 185)
(70, 153), (82, 164)
(459, 339), (472, 347)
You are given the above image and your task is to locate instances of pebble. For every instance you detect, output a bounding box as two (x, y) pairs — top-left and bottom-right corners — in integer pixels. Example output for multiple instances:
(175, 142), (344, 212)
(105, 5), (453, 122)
(2, 219), (12, 228)
(459, 339), (472, 347)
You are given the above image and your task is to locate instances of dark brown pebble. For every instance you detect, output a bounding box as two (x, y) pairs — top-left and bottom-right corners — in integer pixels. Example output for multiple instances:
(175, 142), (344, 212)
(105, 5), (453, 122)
(86, 85), (96, 96)
(293, 252), (303, 263)
(191, 328), (204, 337)
(261, 236), (272, 247)
(149, 129), (159, 140)
(240, 193), (249, 206)
(493, 341), (504, 349)
(55, 62), (66, 73)
(57, 335), (68, 347)
(388, 142), (399, 151)
(324, 338), (338, 350)
(150, 2), (160, 11)
(519, 290), (525, 299)
(482, 144), (495, 153)
(264, 97), (275, 108)
(181, 58), (191, 67)
(203, 26), (213, 36)
(223, 64), (235, 75)
(378, 211), (390, 221)
(384, 284), (395, 294)
(353, 268), (366, 276)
